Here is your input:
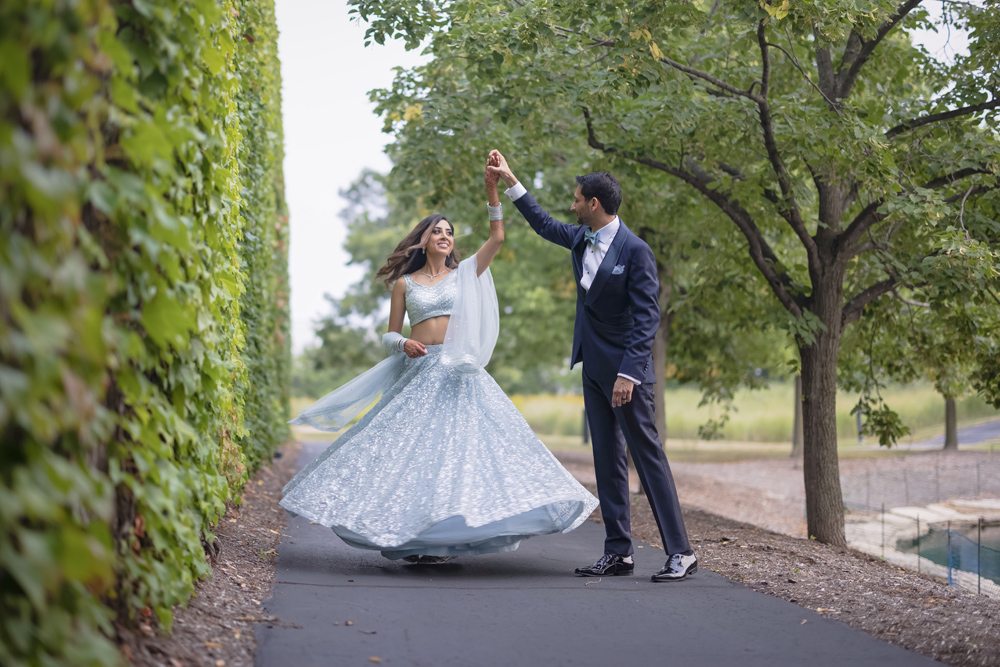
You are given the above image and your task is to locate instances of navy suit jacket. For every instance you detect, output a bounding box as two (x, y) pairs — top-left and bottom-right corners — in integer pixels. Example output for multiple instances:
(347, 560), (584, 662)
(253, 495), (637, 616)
(513, 191), (660, 386)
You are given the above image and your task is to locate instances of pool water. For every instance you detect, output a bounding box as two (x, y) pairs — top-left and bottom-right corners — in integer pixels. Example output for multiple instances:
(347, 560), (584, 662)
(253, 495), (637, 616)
(896, 525), (1000, 585)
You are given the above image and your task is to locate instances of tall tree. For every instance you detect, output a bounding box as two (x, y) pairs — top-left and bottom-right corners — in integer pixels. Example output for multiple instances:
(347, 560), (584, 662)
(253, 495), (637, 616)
(354, 0), (1000, 544)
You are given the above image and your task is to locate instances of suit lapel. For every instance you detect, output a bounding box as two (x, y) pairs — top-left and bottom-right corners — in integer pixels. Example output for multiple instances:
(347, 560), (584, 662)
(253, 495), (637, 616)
(571, 229), (586, 298)
(585, 221), (629, 306)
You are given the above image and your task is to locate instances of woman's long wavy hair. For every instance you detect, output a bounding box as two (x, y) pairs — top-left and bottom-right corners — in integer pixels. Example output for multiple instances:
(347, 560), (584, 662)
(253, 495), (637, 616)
(375, 214), (461, 287)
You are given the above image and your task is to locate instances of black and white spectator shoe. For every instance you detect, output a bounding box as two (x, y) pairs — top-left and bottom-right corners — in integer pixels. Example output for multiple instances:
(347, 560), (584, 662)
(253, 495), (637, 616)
(651, 553), (697, 582)
(574, 553), (635, 576)
(401, 555), (456, 564)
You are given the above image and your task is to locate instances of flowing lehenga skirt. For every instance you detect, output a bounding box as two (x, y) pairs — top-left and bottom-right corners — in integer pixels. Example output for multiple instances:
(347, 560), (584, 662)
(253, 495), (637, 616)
(280, 346), (599, 560)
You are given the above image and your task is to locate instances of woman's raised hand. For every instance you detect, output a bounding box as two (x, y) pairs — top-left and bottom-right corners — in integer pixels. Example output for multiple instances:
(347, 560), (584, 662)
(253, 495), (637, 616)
(485, 153), (501, 191)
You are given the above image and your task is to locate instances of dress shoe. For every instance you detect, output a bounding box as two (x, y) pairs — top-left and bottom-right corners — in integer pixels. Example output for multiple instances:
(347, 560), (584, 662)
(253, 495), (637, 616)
(402, 555), (456, 564)
(574, 553), (634, 576)
(651, 553), (697, 582)
(417, 555), (456, 564)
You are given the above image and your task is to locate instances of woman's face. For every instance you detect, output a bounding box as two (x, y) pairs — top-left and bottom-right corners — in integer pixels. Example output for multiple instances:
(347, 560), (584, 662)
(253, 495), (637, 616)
(424, 220), (454, 260)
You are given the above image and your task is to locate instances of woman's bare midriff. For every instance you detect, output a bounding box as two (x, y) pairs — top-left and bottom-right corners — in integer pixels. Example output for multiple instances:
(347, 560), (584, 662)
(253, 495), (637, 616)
(409, 315), (450, 345)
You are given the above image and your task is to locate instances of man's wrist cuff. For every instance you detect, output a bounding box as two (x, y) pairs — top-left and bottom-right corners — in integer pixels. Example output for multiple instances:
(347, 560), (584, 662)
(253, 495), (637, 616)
(617, 373), (641, 385)
(504, 181), (527, 201)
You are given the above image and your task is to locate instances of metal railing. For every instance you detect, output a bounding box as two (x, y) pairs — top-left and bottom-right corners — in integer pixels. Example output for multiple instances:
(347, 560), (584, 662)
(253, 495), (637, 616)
(840, 459), (1000, 597)
(842, 460), (1000, 509)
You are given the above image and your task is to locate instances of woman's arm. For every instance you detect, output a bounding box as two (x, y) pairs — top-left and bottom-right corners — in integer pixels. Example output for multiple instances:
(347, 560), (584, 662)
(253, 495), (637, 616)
(387, 278), (426, 357)
(475, 158), (505, 276)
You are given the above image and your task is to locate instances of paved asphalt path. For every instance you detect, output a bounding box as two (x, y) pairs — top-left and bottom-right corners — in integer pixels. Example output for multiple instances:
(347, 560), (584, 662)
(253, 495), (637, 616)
(909, 418), (1000, 449)
(255, 442), (935, 667)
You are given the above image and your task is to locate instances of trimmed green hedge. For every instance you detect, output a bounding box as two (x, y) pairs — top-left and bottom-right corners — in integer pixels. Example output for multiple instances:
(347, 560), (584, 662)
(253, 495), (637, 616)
(0, 1), (289, 664)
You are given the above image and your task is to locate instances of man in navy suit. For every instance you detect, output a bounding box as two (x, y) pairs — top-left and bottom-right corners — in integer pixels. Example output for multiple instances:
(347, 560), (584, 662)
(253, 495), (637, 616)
(486, 150), (696, 581)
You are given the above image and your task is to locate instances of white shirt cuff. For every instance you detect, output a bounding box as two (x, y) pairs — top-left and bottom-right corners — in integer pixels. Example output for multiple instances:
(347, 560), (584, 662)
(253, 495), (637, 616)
(504, 182), (527, 201)
(618, 373), (641, 385)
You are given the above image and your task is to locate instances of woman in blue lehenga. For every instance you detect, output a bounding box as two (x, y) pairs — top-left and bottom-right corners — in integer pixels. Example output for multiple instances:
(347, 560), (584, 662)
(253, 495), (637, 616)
(280, 158), (597, 563)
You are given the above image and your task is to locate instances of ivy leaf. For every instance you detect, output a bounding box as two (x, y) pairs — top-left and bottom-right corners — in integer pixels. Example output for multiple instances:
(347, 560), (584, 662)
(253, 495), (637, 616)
(0, 40), (29, 99)
(86, 181), (119, 215)
(142, 292), (195, 349)
(122, 121), (173, 168)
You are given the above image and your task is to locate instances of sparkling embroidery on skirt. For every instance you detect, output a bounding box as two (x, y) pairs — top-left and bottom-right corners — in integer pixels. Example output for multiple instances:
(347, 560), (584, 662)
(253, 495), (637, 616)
(280, 346), (598, 559)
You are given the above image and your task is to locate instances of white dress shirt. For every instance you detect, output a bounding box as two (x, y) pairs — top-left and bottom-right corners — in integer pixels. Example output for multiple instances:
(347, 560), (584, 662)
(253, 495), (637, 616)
(580, 217), (619, 291)
(505, 183), (641, 385)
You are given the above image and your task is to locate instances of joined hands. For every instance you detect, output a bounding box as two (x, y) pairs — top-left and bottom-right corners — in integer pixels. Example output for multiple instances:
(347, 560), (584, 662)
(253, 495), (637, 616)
(486, 149), (518, 188)
(485, 152), (501, 191)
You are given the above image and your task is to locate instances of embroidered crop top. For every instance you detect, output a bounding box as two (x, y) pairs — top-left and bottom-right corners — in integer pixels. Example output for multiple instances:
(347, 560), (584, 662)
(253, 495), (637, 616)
(404, 271), (457, 326)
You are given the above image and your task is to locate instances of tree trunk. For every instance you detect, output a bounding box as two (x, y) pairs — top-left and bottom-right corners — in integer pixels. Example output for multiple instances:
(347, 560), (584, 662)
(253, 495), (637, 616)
(653, 263), (672, 445)
(652, 323), (667, 444)
(943, 396), (958, 451)
(791, 374), (804, 458)
(798, 260), (848, 546)
(800, 338), (847, 545)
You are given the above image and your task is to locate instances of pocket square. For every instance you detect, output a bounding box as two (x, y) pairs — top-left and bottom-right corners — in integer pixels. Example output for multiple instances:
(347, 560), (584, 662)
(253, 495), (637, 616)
(611, 264), (625, 275)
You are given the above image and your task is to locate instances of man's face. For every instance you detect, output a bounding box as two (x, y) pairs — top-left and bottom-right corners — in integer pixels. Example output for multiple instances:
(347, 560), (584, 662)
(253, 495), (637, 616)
(570, 185), (594, 224)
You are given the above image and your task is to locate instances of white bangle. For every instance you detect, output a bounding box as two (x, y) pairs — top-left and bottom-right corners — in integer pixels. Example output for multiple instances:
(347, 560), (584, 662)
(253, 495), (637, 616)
(487, 203), (503, 221)
(382, 332), (408, 355)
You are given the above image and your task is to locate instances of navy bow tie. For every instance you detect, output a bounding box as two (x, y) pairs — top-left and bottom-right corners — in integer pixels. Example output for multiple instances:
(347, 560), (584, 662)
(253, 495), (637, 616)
(584, 229), (601, 247)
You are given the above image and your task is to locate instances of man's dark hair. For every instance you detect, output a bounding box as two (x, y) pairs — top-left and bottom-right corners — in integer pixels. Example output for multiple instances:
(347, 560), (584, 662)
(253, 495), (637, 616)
(575, 172), (622, 215)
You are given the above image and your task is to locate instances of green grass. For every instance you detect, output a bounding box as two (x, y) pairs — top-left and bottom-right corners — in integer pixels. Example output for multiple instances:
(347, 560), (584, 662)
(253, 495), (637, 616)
(517, 382), (999, 445)
(290, 383), (1000, 459)
(535, 434), (934, 462)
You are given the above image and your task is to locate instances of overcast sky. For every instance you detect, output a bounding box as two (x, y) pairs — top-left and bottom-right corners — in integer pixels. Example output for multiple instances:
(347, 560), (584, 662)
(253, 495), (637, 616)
(275, 0), (425, 354)
(275, 0), (971, 355)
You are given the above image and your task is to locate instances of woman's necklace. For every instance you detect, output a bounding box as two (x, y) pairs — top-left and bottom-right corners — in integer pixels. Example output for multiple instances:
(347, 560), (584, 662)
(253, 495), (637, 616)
(421, 266), (449, 281)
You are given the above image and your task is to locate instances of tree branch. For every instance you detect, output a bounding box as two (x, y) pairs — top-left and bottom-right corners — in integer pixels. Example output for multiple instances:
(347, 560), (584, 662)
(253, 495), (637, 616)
(766, 41), (839, 110)
(838, 32), (863, 80)
(717, 160), (796, 226)
(842, 276), (900, 329)
(656, 55), (763, 103)
(813, 38), (836, 98)
(838, 0), (924, 99)
(756, 24), (819, 265)
(944, 184), (991, 204)
(886, 96), (1000, 138)
(841, 166), (993, 253)
(921, 166), (992, 191)
(582, 109), (803, 318)
(986, 286), (1000, 308)
(891, 286), (930, 308)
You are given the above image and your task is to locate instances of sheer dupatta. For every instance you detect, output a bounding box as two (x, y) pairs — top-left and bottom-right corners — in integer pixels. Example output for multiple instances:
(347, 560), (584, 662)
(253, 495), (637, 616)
(288, 256), (499, 431)
(441, 255), (498, 373)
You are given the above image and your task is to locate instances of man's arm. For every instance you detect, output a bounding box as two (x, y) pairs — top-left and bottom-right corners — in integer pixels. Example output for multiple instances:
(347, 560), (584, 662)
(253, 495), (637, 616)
(487, 150), (577, 249)
(619, 244), (660, 381)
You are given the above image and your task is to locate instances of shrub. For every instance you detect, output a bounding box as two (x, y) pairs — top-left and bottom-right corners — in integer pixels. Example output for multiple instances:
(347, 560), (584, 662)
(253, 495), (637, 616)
(0, 1), (289, 664)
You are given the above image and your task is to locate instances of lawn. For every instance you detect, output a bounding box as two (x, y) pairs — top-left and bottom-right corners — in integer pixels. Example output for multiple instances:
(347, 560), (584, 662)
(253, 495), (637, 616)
(513, 382), (999, 449)
(290, 382), (1000, 459)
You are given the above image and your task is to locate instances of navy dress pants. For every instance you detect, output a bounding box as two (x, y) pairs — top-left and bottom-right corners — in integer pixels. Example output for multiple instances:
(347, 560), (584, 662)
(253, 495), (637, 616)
(582, 368), (691, 557)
